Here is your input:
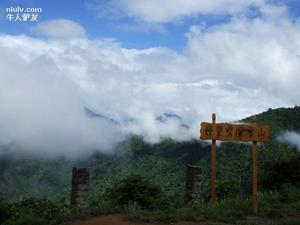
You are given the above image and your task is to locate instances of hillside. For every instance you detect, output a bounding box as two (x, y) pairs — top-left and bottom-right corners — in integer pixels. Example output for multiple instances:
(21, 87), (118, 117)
(0, 106), (299, 202)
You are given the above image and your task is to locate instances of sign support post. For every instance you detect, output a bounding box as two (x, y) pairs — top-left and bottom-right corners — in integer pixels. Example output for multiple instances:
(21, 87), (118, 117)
(211, 113), (217, 207)
(252, 116), (258, 214)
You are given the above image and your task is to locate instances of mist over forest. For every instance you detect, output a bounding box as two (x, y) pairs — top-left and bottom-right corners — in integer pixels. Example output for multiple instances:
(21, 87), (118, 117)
(1, 0), (300, 224)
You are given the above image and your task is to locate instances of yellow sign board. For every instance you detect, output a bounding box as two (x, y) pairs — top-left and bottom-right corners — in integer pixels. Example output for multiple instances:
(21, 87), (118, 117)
(200, 122), (270, 142)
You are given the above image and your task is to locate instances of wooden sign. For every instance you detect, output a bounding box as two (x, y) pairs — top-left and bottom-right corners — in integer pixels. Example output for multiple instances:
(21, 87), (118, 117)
(200, 122), (270, 142)
(200, 114), (271, 214)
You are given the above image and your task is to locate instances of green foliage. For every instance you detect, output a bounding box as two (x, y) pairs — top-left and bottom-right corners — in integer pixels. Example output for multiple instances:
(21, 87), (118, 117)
(105, 174), (162, 209)
(126, 197), (251, 223)
(259, 187), (300, 218)
(0, 202), (10, 223)
(0, 197), (122, 225)
(0, 155), (72, 201)
(243, 106), (300, 136)
(263, 157), (300, 190)
(127, 136), (152, 158)
(2, 214), (47, 225)
(1, 198), (70, 225)
(127, 188), (300, 223)
(6, 198), (68, 222)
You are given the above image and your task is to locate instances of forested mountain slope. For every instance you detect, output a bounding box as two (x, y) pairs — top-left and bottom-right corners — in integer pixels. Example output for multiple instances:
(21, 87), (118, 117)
(0, 106), (299, 202)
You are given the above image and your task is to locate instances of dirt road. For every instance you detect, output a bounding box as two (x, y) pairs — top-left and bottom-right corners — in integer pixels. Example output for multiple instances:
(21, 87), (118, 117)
(64, 213), (300, 225)
(64, 214), (220, 225)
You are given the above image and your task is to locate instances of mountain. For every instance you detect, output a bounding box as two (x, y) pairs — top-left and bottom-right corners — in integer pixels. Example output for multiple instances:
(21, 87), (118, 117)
(85, 107), (190, 128)
(0, 106), (299, 202)
(84, 107), (119, 125)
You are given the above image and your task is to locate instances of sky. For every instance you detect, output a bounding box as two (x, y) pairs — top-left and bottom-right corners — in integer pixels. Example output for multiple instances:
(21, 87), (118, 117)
(0, 0), (300, 157)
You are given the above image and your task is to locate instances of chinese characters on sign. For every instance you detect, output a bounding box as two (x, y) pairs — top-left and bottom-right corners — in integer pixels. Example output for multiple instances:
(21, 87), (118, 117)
(200, 122), (270, 142)
(6, 6), (42, 22)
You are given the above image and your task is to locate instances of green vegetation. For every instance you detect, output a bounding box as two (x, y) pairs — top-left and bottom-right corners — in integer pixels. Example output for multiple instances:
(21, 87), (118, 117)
(0, 106), (299, 224)
(1, 178), (299, 224)
(125, 186), (300, 223)
(0, 197), (119, 225)
(104, 174), (162, 209)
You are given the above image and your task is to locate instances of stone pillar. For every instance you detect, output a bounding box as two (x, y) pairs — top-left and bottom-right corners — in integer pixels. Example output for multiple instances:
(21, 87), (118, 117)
(71, 167), (90, 208)
(185, 165), (202, 202)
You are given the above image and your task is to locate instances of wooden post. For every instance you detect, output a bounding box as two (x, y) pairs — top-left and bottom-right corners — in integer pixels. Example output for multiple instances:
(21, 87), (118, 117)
(211, 113), (217, 207)
(252, 116), (258, 214)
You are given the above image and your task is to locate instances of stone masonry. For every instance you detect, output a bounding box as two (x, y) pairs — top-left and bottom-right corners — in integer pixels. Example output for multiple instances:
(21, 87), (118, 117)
(71, 167), (90, 208)
(185, 165), (202, 202)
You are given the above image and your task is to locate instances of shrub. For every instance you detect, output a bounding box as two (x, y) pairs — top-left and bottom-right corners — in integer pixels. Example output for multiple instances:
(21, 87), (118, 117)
(105, 174), (162, 209)
(217, 179), (241, 198)
(126, 197), (252, 223)
(6, 198), (69, 222)
(0, 203), (10, 223)
(263, 157), (300, 190)
(260, 187), (300, 218)
(2, 214), (47, 225)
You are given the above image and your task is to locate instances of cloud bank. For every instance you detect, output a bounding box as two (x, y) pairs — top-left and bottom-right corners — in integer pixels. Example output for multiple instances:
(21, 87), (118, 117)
(0, 10), (299, 156)
(88, 0), (283, 23)
(278, 131), (300, 150)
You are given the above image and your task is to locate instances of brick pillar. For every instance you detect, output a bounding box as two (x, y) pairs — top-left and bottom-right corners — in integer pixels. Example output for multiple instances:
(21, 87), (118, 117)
(185, 165), (202, 202)
(71, 168), (90, 208)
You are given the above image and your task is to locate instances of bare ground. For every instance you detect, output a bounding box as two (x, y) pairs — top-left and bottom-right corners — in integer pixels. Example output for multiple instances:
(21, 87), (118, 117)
(63, 214), (300, 225)
(63, 214), (229, 225)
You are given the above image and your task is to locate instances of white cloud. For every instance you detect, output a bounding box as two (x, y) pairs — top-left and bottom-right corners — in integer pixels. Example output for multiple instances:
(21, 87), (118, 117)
(88, 0), (271, 23)
(184, 16), (300, 103)
(116, 22), (167, 34)
(0, 36), (121, 158)
(278, 131), (300, 150)
(0, 12), (300, 156)
(32, 19), (86, 39)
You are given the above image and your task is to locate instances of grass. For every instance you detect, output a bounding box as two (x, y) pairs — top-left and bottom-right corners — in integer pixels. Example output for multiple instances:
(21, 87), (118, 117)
(0, 198), (120, 225)
(126, 197), (252, 223)
(1, 187), (299, 225)
(126, 188), (300, 224)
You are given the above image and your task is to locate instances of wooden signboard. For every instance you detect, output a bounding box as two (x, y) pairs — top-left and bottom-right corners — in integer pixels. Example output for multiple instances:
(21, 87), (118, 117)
(200, 123), (270, 142)
(200, 114), (271, 214)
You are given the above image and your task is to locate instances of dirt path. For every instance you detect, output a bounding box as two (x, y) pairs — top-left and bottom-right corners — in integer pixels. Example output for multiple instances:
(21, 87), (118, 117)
(64, 214), (214, 225)
(64, 213), (300, 225)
